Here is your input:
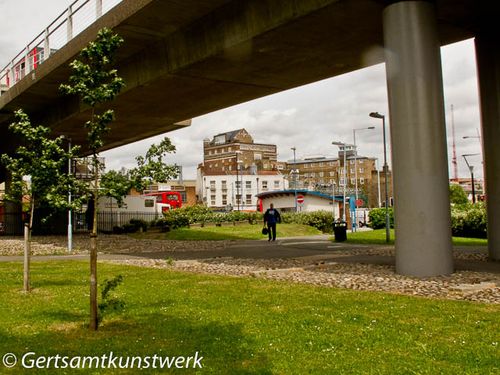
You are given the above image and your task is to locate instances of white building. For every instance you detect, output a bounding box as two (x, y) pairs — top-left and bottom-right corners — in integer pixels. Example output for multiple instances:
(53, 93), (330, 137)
(257, 190), (342, 216)
(197, 172), (288, 211)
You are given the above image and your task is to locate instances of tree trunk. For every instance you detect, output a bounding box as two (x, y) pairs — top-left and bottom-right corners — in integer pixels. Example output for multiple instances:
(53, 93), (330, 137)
(23, 223), (30, 292)
(89, 166), (99, 330)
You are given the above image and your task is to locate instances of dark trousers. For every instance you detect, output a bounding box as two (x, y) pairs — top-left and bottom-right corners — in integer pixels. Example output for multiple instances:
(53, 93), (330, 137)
(267, 223), (277, 240)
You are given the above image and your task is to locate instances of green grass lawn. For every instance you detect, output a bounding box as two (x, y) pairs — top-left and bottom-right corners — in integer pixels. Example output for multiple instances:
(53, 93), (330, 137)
(132, 223), (322, 241)
(0, 262), (498, 374)
(346, 229), (488, 246)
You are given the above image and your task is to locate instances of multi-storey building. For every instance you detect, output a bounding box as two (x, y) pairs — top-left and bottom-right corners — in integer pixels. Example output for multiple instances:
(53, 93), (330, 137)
(285, 147), (392, 208)
(198, 129), (286, 210)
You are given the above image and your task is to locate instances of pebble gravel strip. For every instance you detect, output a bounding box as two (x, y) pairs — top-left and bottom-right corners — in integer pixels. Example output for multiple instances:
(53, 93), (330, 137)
(107, 257), (500, 304)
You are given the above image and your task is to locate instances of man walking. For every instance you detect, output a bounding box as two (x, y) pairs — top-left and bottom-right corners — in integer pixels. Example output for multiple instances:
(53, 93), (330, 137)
(263, 203), (281, 241)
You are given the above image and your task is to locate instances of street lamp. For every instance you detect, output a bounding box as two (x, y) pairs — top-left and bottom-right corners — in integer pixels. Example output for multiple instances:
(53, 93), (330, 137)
(369, 112), (390, 243)
(462, 153), (480, 203)
(291, 147), (298, 212)
(352, 126), (375, 231)
(332, 141), (353, 222)
(463, 129), (485, 197)
(61, 136), (73, 252)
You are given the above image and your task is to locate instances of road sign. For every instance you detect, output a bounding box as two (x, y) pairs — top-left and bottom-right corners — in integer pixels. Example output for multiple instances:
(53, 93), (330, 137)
(296, 194), (305, 204)
(356, 198), (364, 207)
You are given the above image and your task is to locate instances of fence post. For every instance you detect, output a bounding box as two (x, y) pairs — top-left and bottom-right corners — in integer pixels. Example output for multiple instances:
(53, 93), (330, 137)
(96, 0), (103, 18)
(43, 28), (50, 62)
(25, 46), (31, 75)
(67, 5), (74, 42)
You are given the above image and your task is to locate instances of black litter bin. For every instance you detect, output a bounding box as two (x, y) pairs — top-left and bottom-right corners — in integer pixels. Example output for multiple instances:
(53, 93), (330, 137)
(333, 220), (347, 242)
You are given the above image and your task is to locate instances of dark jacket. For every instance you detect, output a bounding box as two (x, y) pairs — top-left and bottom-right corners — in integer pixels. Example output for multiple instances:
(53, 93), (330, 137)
(264, 208), (281, 225)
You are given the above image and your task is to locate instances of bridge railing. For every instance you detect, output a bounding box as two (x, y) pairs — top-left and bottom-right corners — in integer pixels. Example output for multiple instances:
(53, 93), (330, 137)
(0, 0), (122, 97)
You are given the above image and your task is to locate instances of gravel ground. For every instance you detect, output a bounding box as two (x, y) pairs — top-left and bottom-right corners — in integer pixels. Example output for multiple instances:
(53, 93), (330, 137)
(0, 235), (231, 255)
(107, 257), (500, 304)
(1, 235), (498, 304)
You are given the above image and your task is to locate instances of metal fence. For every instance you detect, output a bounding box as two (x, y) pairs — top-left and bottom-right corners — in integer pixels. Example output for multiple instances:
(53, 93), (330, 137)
(0, 0), (123, 95)
(0, 211), (160, 236)
(97, 211), (160, 233)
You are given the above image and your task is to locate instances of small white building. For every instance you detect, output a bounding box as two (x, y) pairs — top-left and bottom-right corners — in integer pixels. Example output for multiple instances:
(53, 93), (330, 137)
(197, 172), (288, 211)
(257, 190), (342, 217)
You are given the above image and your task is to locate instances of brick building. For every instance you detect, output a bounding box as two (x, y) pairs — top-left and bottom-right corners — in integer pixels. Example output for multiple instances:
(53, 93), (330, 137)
(198, 129), (286, 210)
(285, 148), (392, 208)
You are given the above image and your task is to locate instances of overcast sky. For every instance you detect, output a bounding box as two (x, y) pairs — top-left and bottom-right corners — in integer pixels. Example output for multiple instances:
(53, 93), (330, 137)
(0, 0), (484, 180)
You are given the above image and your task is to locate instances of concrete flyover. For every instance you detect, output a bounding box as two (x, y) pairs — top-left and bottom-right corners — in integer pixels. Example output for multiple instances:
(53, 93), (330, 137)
(0, 0), (498, 275)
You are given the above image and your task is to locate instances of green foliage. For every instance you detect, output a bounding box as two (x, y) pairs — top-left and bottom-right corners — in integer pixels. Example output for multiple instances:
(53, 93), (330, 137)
(451, 203), (487, 238)
(158, 205), (263, 229)
(98, 274), (125, 323)
(100, 169), (133, 207)
(449, 184), (469, 205)
(0, 110), (86, 219)
(129, 137), (179, 192)
(368, 207), (394, 229)
(60, 27), (125, 196)
(281, 211), (334, 233)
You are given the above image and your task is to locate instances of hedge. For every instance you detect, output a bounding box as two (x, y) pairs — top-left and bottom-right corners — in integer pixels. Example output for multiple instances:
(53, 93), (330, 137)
(451, 203), (487, 238)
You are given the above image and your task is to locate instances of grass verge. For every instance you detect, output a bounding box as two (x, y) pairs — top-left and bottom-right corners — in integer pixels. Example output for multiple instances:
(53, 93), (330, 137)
(131, 223), (322, 241)
(0, 261), (498, 374)
(346, 229), (488, 246)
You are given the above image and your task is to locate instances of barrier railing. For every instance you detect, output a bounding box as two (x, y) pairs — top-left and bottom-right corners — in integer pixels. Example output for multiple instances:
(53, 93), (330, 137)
(0, 0), (122, 96)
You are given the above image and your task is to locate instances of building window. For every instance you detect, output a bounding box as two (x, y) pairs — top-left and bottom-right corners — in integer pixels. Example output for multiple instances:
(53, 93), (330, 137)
(221, 180), (227, 190)
(274, 180), (280, 189)
(235, 181), (241, 189)
(319, 172), (324, 177)
(236, 195), (241, 204)
(303, 164), (308, 169)
(262, 181), (268, 190)
(210, 195), (216, 205)
(350, 178), (355, 185)
(246, 181), (252, 189)
(329, 171), (335, 177)
(246, 194), (252, 205)
(210, 180), (216, 191)
(319, 162), (324, 167)
(359, 168), (365, 173)
(222, 195), (227, 205)
(340, 177), (345, 186)
(350, 168), (354, 174)
(360, 178), (365, 185)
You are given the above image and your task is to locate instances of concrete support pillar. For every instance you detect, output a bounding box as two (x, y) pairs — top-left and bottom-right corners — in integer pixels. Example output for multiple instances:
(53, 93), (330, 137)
(383, 1), (453, 276)
(475, 35), (500, 261)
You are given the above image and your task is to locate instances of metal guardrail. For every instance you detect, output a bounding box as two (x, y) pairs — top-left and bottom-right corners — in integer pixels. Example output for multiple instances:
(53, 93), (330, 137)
(0, 0), (122, 96)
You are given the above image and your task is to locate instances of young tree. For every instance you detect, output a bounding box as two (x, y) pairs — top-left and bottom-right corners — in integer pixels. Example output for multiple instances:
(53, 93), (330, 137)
(1, 110), (85, 291)
(129, 137), (179, 192)
(100, 169), (133, 207)
(60, 28), (125, 330)
(450, 184), (469, 205)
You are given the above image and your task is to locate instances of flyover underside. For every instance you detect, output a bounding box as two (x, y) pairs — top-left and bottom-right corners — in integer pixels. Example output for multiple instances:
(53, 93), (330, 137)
(0, 0), (475, 154)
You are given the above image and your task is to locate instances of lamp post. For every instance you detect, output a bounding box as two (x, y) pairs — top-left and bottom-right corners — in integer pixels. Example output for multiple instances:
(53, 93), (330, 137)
(463, 130), (485, 197)
(352, 126), (374, 232)
(369, 112), (390, 243)
(332, 141), (352, 222)
(61, 136), (73, 252)
(462, 153), (480, 203)
(291, 147), (298, 212)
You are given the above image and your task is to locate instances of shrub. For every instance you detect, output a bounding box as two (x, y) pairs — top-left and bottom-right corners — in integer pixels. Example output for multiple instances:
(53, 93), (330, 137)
(368, 208), (394, 229)
(281, 211), (334, 233)
(98, 275), (125, 324)
(451, 203), (487, 238)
